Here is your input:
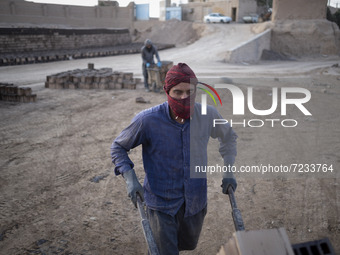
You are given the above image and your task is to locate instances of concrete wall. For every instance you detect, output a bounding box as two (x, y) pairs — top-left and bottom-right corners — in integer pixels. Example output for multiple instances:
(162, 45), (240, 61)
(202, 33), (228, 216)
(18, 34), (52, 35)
(0, 0), (135, 30)
(225, 29), (271, 63)
(238, 0), (258, 22)
(272, 0), (327, 21)
(0, 27), (131, 54)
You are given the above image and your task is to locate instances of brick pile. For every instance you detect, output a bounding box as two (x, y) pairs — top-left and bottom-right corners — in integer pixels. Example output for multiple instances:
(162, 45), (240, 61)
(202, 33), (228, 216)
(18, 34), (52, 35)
(45, 64), (140, 90)
(0, 83), (37, 103)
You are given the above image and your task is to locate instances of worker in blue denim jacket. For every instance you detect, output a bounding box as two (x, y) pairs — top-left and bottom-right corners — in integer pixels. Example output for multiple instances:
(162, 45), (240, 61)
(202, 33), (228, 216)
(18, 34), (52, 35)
(111, 63), (237, 255)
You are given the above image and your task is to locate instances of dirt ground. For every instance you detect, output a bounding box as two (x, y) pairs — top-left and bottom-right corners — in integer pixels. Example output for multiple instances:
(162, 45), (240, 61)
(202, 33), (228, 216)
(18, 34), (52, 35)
(0, 23), (340, 254)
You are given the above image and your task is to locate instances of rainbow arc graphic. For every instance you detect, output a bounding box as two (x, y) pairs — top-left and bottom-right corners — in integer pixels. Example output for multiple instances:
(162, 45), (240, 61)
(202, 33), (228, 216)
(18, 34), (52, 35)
(197, 82), (222, 106)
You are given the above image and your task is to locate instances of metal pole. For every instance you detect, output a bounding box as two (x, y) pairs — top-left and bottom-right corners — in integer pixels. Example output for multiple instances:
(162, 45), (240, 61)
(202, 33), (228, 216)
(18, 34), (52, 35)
(137, 196), (160, 255)
(227, 186), (245, 231)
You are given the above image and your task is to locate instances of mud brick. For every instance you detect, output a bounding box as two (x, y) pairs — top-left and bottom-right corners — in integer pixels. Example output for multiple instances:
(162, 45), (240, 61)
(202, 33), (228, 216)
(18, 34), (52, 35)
(9, 94), (18, 102)
(87, 83), (93, 89)
(115, 83), (122, 89)
(108, 82), (115, 90)
(69, 83), (78, 89)
(30, 95), (37, 103)
(7, 86), (18, 95)
(45, 81), (49, 88)
(48, 75), (56, 83)
(64, 83), (69, 89)
(22, 87), (32, 96)
(92, 83), (99, 89)
(4, 85), (13, 94)
(56, 77), (66, 84)
(117, 77), (123, 84)
(18, 88), (25, 95)
(23, 96), (30, 103)
(110, 74), (118, 82)
(124, 81), (137, 90)
(49, 83), (57, 89)
(17, 95), (24, 102)
(99, 83), (108, 90)
(94, 75), (101, 83)
(72, 74), (81, 83)
(123, 73), (133, 80)
(100, 77), (108, 83)
(134, 78), (142, 84)
(0, 85), (5, 94)
(80, 75), (90, 83)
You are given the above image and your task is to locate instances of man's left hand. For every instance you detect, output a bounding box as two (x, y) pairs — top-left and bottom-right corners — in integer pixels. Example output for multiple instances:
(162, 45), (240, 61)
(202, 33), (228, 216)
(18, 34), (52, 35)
(221, 176), (237, 194)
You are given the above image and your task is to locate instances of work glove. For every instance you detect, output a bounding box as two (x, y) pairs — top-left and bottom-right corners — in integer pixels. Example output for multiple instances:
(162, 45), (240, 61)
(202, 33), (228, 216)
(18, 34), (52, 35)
(157, 62), (162, 67)
(221, 170), (237, 195)
(146, 62), (150, 68)
(123, 169), (144, 208)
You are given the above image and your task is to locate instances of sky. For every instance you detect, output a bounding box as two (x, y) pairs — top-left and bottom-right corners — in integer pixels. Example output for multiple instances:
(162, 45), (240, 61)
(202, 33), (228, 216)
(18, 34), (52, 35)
(26, 0), (340, 17)
(25, 0), (188, 17)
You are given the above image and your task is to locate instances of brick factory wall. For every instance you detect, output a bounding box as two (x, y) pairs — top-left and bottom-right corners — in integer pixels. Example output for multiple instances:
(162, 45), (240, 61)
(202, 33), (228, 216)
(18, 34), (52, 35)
(0, 0), (134, 30)
(0, 27), (131, 54)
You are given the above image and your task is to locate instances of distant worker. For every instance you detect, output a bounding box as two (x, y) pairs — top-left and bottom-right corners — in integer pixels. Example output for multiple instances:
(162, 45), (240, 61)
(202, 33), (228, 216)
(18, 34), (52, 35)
(141, 39), (161, 92)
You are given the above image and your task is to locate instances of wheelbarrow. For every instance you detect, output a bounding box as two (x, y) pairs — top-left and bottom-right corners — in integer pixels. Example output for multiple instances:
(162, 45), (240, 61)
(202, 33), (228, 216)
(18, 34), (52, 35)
(146, 61), (173, 92)
(224, 186), (335, 255)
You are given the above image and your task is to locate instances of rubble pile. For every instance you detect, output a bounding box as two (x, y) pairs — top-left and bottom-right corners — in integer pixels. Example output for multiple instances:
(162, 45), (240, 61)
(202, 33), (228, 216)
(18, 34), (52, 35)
(0, 83), (37, 103)
(45, 64), (140, 90)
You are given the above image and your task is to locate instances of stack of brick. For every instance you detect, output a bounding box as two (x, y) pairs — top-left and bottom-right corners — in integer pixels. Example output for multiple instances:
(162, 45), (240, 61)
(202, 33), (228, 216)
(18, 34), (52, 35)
(0, 83), (37, 103)
(45, 66), (139, 90)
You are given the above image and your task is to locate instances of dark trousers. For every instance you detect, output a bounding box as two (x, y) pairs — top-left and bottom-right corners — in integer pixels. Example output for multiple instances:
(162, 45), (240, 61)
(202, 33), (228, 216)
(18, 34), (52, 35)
(142, 63), (149, 88)
(147, 204), (207, 255)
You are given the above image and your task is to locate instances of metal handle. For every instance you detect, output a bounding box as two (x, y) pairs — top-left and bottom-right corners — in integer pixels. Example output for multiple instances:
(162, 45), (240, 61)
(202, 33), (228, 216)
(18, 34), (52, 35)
(137, 195), (160, 255)
(227, 186), (245, 231)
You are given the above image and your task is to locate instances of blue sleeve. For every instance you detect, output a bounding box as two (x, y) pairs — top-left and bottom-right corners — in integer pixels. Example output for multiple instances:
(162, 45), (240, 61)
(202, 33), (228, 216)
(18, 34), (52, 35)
(209, 107), (237, 166)
(110, 114), (145, 176)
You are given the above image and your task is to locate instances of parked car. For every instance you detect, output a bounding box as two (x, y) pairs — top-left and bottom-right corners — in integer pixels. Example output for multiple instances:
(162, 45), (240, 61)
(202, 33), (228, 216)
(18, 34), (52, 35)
(204, 13), (232, 23)
(242, 14), (259, 23)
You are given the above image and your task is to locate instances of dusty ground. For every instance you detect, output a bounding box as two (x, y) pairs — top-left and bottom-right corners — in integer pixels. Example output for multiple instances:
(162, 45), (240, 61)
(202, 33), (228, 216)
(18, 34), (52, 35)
(0, 23), (340, 254)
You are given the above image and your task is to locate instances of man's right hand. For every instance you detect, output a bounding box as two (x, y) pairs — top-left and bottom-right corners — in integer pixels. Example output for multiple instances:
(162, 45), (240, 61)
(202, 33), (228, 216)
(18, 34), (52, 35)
(122, 169), (144, 208)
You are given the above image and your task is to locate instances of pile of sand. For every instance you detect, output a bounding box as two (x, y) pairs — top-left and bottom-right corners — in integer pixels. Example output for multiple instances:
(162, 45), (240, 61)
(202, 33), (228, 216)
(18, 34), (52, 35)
(133, 19), (205, 47)
(253, 19), (340, 57)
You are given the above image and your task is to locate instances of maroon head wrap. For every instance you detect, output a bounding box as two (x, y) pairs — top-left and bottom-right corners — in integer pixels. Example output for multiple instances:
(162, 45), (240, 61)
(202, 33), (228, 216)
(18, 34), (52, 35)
(164, 63), (198, 93)
(164, 63), (198, 120)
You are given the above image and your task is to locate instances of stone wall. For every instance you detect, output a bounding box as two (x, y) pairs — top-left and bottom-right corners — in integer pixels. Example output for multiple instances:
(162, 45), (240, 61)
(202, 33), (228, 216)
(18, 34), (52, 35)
(0, 27), (131, 54)
(0, 0), (134, 30)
